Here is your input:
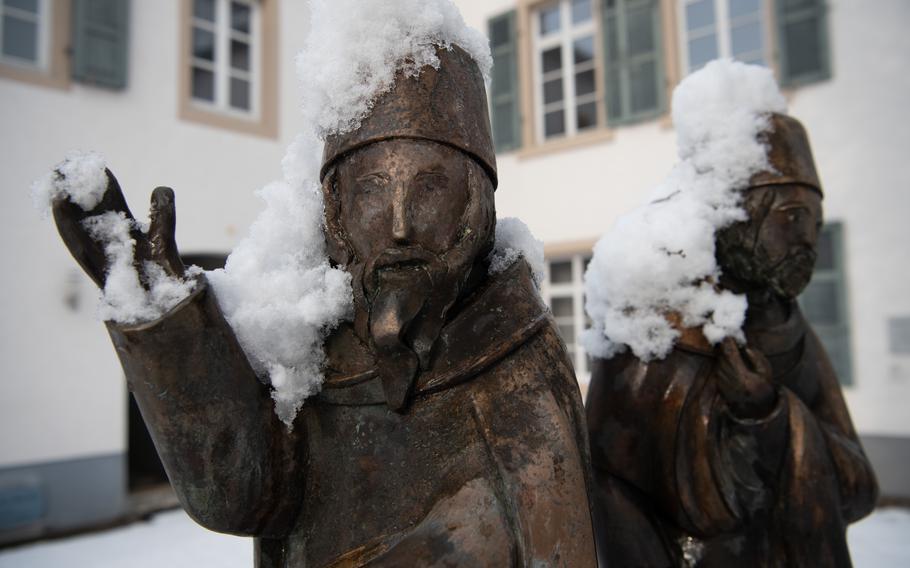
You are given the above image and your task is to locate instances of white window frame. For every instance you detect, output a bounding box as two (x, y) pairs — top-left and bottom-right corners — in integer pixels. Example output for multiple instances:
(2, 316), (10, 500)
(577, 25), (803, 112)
(0, 0), (50, 71)
(542, 253), (592, 385)
(531, 0), (601, 143)
(190, 0), (261, 120)
(677, 0), (770, 75)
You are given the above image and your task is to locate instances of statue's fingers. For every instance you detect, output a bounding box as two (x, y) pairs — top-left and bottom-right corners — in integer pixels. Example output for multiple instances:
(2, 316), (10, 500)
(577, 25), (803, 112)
(52, 196), (108, 288)
(89, 169), (136, 219)
(148, 187), (185, 277)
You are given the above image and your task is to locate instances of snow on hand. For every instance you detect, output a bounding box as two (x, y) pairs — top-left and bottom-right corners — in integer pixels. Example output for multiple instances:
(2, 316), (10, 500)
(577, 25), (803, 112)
(581, 59), (788, 361)
(32, 151), (109, 214)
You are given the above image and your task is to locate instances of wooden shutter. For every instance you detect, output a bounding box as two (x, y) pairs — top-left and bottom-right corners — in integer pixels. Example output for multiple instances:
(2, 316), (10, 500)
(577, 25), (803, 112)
(71, 0), (130, 89)
(800, 222), (853, 385)
(776, 0), (830, 87)
(602, 0), (665, 125)
(488, 11), (522, 153)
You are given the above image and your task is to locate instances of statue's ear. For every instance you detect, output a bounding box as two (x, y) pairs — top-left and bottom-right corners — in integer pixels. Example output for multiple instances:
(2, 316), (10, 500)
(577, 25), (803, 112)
(321, 167), (352, 267)
(459, 160), (496, 256)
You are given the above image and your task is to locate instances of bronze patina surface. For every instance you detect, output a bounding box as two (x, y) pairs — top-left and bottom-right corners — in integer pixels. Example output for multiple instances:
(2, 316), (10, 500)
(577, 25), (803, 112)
(51, 46), (597, 567)
(586, 114), (878, 567)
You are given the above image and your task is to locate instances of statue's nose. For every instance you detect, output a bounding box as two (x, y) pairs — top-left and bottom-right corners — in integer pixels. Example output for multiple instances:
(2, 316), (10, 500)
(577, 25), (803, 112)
(392, 185), (410, 243)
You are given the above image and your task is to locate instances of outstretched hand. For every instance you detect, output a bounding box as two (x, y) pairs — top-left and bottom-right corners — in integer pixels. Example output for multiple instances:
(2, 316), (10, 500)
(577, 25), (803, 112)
(715, 337), (777, 420)
(51, 168), (184, 290)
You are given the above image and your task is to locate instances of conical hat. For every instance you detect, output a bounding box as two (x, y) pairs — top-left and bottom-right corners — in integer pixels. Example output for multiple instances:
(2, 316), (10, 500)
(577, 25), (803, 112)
(321, 45), (498, 188)
(750, 113), (823, 194)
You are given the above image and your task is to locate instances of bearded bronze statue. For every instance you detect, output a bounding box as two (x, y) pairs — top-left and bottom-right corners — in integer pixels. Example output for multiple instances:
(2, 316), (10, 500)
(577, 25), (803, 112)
(586, 114), (878, 567)
(50, 46), (597, 567)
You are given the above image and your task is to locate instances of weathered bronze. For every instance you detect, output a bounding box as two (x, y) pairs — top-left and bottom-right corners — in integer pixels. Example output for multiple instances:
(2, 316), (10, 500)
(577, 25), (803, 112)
(586, 114), (878, 567)
(52, 46), (597, 567)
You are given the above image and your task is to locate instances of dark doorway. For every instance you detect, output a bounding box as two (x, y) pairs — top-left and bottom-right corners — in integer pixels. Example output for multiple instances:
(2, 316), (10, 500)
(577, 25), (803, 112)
(127, 253), (228, 491)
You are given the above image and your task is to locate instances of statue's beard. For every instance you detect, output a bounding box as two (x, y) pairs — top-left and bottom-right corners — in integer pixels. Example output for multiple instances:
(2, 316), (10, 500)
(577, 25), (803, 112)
(351, 241), (479, 411)
(765, 247), (817, 299)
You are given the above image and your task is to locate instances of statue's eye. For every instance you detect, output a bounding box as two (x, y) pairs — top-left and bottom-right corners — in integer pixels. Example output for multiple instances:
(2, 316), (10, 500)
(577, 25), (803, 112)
(416, 173), (447, 193)
(357, 175), (387, 194)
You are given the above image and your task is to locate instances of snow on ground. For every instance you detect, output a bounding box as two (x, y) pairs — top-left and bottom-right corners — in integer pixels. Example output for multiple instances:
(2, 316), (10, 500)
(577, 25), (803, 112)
(1, 507), (908, 567)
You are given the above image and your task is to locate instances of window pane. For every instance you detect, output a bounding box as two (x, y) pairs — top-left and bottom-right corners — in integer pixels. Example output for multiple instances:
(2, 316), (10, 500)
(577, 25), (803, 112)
(627, 3), (655, 56)
(577, 101), (598, 130)
(492, 56), (514, 96)
(194, 0), (216, 22)
(191, 67), (215, 101)
(493, 101), (516, 148)
(542, 46), (562, 73)
(551, 297), (574, 318)
(231, 1), (251, 34)
(731, 20), (763, 58)
(231, 39), (250, 71)
(688, 34), (718, 71)
(192, 27), (216, 61)
(686, 0), (716, 31)
(605, 15), (619, 63)
(550, 261), (573, 284)
(558, 324), (576, 344)
(543, 78), (564, 104)
(572, 0), (592, 24)
(539, 5), (561, 35)
(784, 17), (823, 77)
(573, 36), (594, 64)
(4, 0), (38, 13)
(490, 17), (511, 48)
(230, 77), (251, 110)
(801, 280), (839, 325)
(630, 60), (658, 113)
(575, 69), (595, 97)
(728, 0), (761, 19)
(780, 0), (819, 11)
(2, 15), (37, 62)
(545, 110), (566, 137)
(815, 228), (835, 271)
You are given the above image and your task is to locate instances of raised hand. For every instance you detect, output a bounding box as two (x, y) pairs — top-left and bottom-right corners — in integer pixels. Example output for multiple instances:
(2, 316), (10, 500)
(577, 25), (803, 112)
(715, 337), (777, 419)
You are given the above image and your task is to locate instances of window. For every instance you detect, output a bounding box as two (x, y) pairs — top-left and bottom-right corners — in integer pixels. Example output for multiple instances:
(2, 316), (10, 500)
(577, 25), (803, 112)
(489, 11), (522, 153)
(181, 0), (278, 138)
(190, 0), (258, 116)
(532, 0), (603, 142)
(799, 222), (853, 385)
(543, 253), (593, 378)
(776, 0), (829, 86)
(0, 0), (47, 69)
(678, 0), (769, 74)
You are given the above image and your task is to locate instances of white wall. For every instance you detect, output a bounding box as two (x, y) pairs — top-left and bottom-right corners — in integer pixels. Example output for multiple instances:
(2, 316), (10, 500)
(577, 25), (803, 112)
(456, 0), (910, 437)
(0, 0), (311, 468)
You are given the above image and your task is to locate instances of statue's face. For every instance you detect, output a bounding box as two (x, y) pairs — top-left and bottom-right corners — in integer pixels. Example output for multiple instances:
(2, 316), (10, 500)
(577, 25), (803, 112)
(718, 184), (823, 299)
(336, 139), (471, 271)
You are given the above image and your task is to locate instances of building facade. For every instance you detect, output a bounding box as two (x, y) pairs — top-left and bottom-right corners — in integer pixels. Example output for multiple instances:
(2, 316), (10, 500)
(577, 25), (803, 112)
(0, 0), (908, 543)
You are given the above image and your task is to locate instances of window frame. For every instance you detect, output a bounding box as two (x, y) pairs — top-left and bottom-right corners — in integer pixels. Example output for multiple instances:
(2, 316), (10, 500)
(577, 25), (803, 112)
(0, 0), (69, 90)
(0, 0), (50, 71)
(677, 0), (773, 75)
(531, 0), (605, 144)
(541, 245), (596, 383)
(179, 0), (278, 139)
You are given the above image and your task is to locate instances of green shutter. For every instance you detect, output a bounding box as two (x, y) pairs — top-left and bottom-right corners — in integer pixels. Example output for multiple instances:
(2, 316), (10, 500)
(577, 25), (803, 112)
(602, 0), (665, 126)
(72, 0), (130, 89)
(776, 0), (830, 87)
(799, 222), (853, 385)
(488, 11), (522, 153)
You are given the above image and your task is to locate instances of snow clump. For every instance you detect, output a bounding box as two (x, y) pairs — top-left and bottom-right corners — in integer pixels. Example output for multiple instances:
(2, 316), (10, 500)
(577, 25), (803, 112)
(581, 59), (788, 361)
(84, 212), (199, 325)
(32, 151), (109, 214)
(489, 217), (545, 286)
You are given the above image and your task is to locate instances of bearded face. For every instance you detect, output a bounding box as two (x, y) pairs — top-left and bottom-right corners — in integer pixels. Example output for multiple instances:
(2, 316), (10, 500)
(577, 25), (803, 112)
(717, 184), (823, 300)
(322, 138), (496, 410)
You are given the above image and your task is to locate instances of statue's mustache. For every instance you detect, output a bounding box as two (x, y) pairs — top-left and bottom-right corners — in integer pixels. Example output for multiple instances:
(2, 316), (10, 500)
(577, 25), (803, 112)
(363, 246), (442, 297)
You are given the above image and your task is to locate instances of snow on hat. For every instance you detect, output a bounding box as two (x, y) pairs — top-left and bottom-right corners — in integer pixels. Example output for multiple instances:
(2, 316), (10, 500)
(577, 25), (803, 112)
(320, 45), (498, 188)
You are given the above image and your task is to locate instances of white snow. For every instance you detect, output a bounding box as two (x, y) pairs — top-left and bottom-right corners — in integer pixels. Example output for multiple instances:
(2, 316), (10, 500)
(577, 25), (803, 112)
(1, 507), (907, 567)
(582, 59), (788, 361)
(82, 212), (199, 325)
(489, 217), (545, 286)
(31, 151), (108, 215)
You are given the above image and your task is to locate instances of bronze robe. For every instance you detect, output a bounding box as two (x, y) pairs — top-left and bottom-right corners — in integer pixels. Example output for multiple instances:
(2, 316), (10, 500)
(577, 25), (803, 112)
(586, 304), (877, 567)
(108, 260), (597, 567)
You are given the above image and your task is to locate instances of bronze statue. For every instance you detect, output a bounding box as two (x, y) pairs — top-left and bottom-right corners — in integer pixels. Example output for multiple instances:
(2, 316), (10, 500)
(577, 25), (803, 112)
(51, 46), (597, 567)
(586, 114), (878, 567)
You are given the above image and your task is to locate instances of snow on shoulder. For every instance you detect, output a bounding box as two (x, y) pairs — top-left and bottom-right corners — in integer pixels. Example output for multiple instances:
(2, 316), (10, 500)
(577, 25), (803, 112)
(207, 0), (492, 426)
(489, 218), (545, 286)
(582, 60), (787, 361)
